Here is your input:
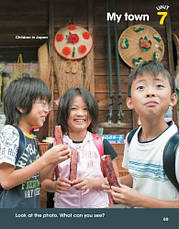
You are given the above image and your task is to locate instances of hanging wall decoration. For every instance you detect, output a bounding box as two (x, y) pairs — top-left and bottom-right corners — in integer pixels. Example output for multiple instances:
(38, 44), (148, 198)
(118, 24), (165, 68)
(12, 53), (25, 79)
(38, 43), (51, 88)
(54, 24), (93, 60)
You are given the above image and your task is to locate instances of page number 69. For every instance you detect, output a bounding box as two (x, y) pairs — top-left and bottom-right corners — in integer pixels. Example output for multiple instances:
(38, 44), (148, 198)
(162, 217), (169, 222)
(157, 12), (168, 25)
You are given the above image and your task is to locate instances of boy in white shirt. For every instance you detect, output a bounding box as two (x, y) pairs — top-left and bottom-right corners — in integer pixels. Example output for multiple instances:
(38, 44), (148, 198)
(109, 61), (179, 208)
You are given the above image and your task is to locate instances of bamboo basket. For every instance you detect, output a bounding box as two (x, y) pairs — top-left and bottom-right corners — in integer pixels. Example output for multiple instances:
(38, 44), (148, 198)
(38, 142), (51, 156)
(12, 53), (25, 79)
(118, 24), (165, 68)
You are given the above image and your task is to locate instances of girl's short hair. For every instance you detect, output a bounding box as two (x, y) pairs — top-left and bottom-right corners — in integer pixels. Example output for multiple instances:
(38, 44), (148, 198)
(3, 77), (51, 125)
(128, 61), (176, 97)
(57, 88), (98, 134)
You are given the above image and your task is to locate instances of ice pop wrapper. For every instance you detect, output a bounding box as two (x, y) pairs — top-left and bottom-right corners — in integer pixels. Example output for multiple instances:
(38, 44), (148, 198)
(54, 125), (63, 178)
(55, 125), (63, 144)
(69, 148), (78, 181)
(102, 155), (120, 187)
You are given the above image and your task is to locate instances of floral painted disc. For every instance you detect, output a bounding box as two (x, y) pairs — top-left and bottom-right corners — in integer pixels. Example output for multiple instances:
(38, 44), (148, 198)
(118, 24), (165, 68)
(54, 24), (93, 60)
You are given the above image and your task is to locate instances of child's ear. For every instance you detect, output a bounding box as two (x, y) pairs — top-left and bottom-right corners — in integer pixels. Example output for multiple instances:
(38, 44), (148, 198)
(126, 97), (134, 110)
(169, 92), (178, 107)
(17, 107), (25, 114)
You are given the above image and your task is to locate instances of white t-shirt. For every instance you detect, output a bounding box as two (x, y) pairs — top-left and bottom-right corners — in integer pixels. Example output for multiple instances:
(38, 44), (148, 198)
(0, 125), (40, 208)
(123, 122), (179, 201)
(0, 125), (19, 166)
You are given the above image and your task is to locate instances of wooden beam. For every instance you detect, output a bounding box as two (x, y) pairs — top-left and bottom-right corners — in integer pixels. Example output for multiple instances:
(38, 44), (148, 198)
(165, 9), (175, 75)
(48, 0), (55, 137)
(165, 9), (178, 124)
(86, 0), (95, 95)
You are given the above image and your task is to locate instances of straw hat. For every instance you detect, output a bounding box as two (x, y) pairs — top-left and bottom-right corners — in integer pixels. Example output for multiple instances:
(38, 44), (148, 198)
(54, 24), (93, 60)
(118, 24), (165, 68)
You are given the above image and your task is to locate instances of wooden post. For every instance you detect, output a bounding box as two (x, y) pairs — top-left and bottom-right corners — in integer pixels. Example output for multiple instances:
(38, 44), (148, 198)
(48, 0), (55, 137)
(86, 0), (95, 95)
(165, 9), (178, 124)
(165, 10), (174, 75)
(173, 33), (179, 125)
(40, 0), (55, 209)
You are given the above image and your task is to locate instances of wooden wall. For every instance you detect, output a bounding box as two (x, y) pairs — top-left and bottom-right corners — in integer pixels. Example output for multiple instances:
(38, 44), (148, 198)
(93, 0), (179, 134)
(0, 0), (179, 183)
(0, 0), (48, 48)
(0, 0), (179, 137)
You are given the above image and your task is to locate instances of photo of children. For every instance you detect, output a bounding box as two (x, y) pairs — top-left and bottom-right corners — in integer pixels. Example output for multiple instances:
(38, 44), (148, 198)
(0, 0), (178, 228)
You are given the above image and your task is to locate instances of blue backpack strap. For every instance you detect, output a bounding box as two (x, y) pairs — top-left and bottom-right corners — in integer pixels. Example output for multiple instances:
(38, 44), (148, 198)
(127, 128), (138, 144)
(92, 133), (114, 205)
(163, 127), (179, 191)
(13, 125), (26, 164)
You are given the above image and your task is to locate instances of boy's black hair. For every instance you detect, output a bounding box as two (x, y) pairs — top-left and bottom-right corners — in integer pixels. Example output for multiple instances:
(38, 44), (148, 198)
(57, 88), (98, 134)
(3, 77), (51, 125)
(128, 61), (176, 97)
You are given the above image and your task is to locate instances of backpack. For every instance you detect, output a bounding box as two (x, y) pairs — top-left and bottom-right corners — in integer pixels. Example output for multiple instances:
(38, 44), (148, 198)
(0, 125), (26, 192)
(127, 127), (179, 191)
(91, 133), (104, 173)
(92, 133), (114, 205)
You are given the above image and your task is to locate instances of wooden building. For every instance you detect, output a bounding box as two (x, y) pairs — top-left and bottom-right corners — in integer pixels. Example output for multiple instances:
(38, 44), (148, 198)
(0, 0), (179, 181)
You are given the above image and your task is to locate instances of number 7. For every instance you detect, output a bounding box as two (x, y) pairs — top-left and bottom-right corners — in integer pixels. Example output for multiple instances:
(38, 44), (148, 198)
(157, 12), (168, 25)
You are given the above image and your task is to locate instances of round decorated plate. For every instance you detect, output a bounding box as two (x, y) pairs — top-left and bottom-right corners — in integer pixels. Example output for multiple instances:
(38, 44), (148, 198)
(118, 24), (165, 68)
(54, 24), (93, 60)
